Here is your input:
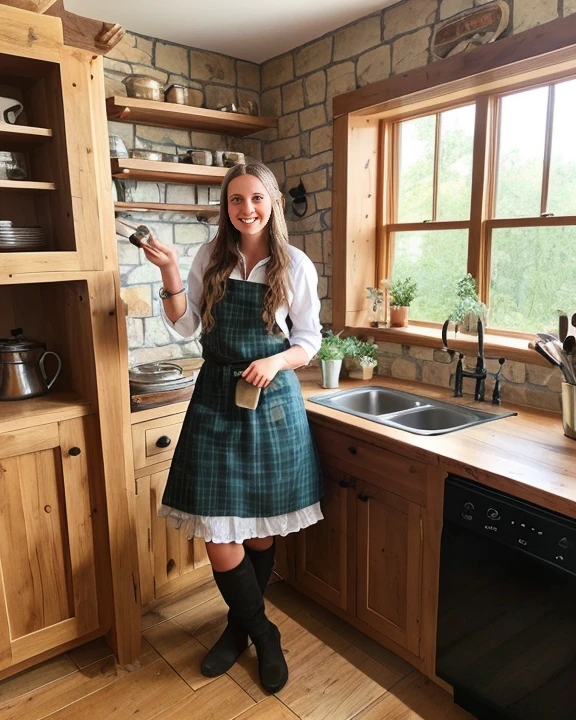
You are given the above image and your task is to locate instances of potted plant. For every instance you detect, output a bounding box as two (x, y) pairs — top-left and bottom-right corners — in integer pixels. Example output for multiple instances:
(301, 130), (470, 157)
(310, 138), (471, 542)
(342, 336), (379, 380)
(389, 276), (418, 327)
(448, 273), (488, 335)
(316, 330), (345, 388)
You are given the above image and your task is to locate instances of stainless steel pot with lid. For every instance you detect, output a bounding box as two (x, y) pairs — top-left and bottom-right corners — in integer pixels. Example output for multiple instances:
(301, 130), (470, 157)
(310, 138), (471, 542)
(129, 361), (196, 394)
(0, 328), (62, 400)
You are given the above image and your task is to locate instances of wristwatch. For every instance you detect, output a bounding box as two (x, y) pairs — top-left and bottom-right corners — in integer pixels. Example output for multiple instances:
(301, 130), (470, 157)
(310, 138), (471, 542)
(159, 286), (186, 300)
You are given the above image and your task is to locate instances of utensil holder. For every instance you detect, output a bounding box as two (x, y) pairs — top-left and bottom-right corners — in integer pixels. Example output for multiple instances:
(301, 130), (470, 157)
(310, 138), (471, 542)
(561, 382), (576, 439)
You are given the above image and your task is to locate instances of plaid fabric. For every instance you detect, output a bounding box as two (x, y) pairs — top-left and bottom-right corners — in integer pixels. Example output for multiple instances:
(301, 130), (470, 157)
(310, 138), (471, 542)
(162, 279), (323, 518)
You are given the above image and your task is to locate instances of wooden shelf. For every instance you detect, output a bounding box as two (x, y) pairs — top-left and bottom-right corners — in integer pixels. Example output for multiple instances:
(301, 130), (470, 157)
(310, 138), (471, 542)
(0, 179), (55, 191)
(0, 392), (94, 434)
(111, 158), (227, 185)
(106, 96), (277, 137)
(0, 124), (52, 145)
(114, 201), (220, 216)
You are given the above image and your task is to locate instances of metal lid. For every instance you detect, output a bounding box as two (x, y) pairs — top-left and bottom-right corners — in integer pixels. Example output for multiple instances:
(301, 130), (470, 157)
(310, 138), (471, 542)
(128, 361), (183, 384)
(0, 328), (44, 353)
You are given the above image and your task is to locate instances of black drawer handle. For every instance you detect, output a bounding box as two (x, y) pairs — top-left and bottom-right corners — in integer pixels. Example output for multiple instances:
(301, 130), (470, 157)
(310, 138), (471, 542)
(357, 492), (369, 502)
(156, 435), (172, 449)
(339, 479), (349, 488)
(69, 447), (81, 456)
(348, 446), (357, 455)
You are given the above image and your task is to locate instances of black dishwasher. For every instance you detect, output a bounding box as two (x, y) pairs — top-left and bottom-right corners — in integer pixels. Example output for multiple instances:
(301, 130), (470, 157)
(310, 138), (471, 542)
(436, 474), (576, 720)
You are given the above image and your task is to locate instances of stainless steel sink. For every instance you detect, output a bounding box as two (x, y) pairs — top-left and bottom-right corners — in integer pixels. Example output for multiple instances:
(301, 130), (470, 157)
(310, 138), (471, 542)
(308, 386), (516, 435)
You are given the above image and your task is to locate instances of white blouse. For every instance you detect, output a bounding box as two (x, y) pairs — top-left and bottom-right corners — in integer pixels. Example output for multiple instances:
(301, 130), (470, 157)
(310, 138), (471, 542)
(163, 241), (322, 360)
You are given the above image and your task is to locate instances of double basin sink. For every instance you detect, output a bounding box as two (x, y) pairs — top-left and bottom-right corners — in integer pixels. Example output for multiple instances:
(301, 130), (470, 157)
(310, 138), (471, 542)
(308, 386), (516, 436)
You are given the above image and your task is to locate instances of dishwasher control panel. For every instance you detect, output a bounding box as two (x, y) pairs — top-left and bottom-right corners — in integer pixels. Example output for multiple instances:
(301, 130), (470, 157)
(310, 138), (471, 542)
(444, 474), (576, 576)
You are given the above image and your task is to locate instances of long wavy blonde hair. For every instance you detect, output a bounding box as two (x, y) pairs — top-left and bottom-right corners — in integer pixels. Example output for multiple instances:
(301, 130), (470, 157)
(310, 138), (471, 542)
(201, 162), (291, 334)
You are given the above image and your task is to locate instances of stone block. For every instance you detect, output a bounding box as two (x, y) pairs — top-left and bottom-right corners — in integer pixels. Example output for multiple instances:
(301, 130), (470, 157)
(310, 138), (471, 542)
(128, 261), (167, 284)
(305, 233), (323, 262)
(126, 317), (144, 349)
(287, 168), (327, 194)
(289, 234), (305, 251)
(130, 182), (163, 203)
(278, 112), (300, 138)
(523, 388), (562, 412)
(267, 161), (286, 187)
(316, 190), (332, 210)
(547, 371), (562, 393)
(166, 184), (196, 204)
(320, 298), (333, 325)
(409, 346), (436, 361)
(295, 37), (333, 76)
(129, 345), (181, 366)
(136, 124), (191, 148)
(565, 0), (576, 15)
(378, 341), (403, 355)
(104, 73), (127, 98)
(318, 275), (328, 299)
(107, 120), (134, 151)
(190, 50), (236, 84)
(432, 347), (452, 364)
(502, 360), (526, 384)
(144, 316), (173, 347)
(289, 211), (324, 233)
(155, 42), (189, 76)
(261, 87), (282, 117)
(190, 131), (226, 151)
(322, 230), (332, 262)
(174, 223), (210, 244)
(262, 54), (294, 90)
(384, 0), (438, 40)
(121, 285), (153, 317)
(526, 364), (555, 386)
(136, 36), (153, 55)
(305, 71), (327, 105)
(422, 360), (452, 387)
(326, 62), (356, 120)
(107, 32), (152, 64)
(103, 58), (132, 75)
(300, 104), (327, 131)
(440, 0), (474, 21)
(205, 85), (237, 111)
(286, 151), (333, 176)
(263, 136), (301, 163)
(514, 0), (558, 32)
(392, 28), (432, 75)
(237, 89), (260, 115)
(282, 80), (305, 114)
(391, 357), (418, 380)
(117, 238), (140, 265)
(310, 125), (333, 155)
(129, 65), (168, 83)
(237, 60), (260, 91)
(357, 45), (391, 87)
(334, 16), (381, 61)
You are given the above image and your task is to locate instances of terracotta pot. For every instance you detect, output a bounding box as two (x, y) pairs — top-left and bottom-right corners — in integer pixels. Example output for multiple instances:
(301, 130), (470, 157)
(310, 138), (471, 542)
(389, 305), (409, 328)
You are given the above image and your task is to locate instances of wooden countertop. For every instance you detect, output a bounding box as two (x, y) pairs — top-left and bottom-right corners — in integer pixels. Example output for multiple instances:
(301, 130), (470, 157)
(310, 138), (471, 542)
(298, 369), (576, 518)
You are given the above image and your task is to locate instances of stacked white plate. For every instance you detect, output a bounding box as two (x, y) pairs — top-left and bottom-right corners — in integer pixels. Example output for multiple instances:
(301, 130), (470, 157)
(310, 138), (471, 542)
(0, 221), (48, 252)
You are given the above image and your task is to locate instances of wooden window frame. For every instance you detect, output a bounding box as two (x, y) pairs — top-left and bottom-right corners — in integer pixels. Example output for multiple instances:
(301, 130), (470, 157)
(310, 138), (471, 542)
(332, 14), (576, 364)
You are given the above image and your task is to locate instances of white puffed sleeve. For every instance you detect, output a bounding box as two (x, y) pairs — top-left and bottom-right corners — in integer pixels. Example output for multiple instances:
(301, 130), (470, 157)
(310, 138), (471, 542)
(286, 247), (322, 361)
(161, 241), (213, 339)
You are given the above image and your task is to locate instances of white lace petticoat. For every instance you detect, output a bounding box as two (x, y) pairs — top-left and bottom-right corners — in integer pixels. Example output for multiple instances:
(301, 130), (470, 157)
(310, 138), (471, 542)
(158, 502), (324, 544)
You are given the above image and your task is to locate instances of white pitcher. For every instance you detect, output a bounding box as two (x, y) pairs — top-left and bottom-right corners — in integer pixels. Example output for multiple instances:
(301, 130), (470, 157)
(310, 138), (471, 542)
(0, 97), (23, 125)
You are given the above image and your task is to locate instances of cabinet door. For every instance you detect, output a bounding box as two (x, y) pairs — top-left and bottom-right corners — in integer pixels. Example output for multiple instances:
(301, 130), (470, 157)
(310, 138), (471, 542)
(296, 461), (355, 613)
(356, 479), (422, 656)
(149, 469), (210, 599)
(0, 418), (99, 671)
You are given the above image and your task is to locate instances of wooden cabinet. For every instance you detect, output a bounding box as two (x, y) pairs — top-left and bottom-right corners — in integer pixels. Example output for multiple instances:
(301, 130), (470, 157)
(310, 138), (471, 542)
(289, 420), (429, 664)
(0, 5), (140, 678)
(132, 404), (210, 607)
(0, 416), (107, 671)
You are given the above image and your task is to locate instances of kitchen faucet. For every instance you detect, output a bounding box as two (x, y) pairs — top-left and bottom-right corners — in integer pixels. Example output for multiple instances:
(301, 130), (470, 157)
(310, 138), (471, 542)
(441, 318), (505, 404)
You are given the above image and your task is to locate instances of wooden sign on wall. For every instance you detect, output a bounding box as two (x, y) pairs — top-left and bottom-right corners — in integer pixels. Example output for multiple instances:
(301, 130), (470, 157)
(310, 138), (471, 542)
(432, 1), (510, 60)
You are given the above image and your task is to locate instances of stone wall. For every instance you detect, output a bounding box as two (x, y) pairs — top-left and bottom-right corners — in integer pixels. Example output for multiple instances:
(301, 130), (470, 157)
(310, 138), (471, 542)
(260, 0), (575, 412)
(103, 34), (262, 365)
(107, 0), (574, 410)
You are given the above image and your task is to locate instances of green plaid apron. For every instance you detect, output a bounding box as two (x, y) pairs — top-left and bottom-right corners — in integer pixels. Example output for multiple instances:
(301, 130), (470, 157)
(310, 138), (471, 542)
(162, 278), (322, 518)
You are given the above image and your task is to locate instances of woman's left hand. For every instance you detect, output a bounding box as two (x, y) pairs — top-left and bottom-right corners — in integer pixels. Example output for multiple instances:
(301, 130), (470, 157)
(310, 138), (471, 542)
(242, 355), (288, 388)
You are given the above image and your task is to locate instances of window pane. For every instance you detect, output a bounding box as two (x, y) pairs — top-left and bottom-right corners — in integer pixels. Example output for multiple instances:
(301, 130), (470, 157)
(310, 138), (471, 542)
(495, 86), (548, 218)
(392, 230), (468, 323)
(437, 104), (475, 220)
(548, 79), (576, 216)
(490, 226), (576, 333)
(397, 115), (435, 222)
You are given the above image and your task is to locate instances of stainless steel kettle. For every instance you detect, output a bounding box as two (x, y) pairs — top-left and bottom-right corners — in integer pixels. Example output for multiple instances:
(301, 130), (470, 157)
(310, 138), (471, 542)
(0, 328), (62, 401)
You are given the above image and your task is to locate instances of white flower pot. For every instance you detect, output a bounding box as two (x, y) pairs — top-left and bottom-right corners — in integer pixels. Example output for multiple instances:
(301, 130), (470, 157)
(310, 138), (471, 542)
(320, 359), (342, 389)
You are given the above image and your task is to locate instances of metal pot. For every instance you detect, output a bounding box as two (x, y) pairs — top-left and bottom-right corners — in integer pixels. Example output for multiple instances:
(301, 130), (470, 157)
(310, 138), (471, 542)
(122, 75), (164, 101)
(0, 328), (62, 401)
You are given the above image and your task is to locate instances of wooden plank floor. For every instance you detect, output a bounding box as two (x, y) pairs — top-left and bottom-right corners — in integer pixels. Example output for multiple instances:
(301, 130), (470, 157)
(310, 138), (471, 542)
(0, 577), (476, 719)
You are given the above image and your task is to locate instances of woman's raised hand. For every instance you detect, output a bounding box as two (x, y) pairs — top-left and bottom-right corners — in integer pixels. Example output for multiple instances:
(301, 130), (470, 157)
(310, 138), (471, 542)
(140, 233), (179, 268)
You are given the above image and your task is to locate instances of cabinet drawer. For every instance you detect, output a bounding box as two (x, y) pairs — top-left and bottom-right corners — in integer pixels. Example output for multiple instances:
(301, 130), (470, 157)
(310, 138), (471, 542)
(311, 423), (427, 506)
(132, 412), (186, 470)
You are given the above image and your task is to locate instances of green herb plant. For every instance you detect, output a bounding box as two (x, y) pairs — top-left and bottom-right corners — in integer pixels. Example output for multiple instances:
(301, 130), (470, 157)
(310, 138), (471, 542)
(389, 277), (418, 307)
(448, 273), (487, 327)
(341, 336), (379, 368)
(316, 330), (346, 361)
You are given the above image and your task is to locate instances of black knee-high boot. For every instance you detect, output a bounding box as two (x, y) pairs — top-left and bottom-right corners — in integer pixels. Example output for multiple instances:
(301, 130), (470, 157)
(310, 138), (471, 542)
(207, 554), (288, 693)
(201, 543), (276, 678)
